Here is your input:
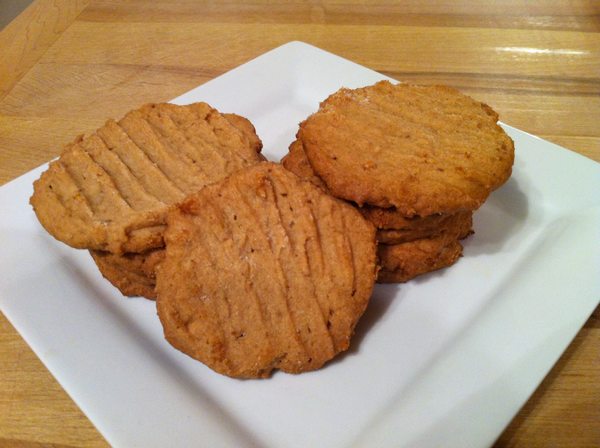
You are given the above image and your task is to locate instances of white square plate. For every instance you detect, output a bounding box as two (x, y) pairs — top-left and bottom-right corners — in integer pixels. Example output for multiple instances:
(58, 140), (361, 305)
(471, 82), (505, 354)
(1, 41), (599, 448)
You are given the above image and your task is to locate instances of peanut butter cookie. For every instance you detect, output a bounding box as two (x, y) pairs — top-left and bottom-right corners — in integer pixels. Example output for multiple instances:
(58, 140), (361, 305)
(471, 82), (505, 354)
(156, 163), (377, 378)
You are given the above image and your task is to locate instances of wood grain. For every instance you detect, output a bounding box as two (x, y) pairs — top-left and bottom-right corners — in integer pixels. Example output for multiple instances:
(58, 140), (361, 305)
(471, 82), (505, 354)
(79, 0), (600, 32)
(0, 0), (89, 101)
(0, 1), (598, 447)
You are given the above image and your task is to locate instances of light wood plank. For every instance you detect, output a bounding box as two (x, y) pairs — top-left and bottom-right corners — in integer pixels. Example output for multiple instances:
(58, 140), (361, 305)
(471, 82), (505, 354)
(0, 0), (90, 101)
(38, 23), (600, 80)
(0, 64), (215, 119)
(0, 115), (100, 183)
(79, 0), (600, 32)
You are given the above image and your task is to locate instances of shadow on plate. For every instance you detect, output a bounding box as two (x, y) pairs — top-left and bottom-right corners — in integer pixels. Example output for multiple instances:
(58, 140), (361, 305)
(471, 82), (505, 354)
(466, 177), (529, 256)
(328, 282), (403, 365)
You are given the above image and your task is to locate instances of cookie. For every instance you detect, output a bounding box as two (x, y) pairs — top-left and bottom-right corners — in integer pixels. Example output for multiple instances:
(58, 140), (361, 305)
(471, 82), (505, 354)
(377, 212), (473, 283)
(281, 139), (327, 190)
(376, 210), (472, 244)
(377, 237), (464, 283)
(90, 248), (164, 299)
(30, 103), (264, 254)
(84, 111), (262, 298)
(299, 81), (514, 216)
(156, 163), (377, 378)
(223, 113), (263, 155)
(282, 139), (473, 243)
(358, 205), (451, 230)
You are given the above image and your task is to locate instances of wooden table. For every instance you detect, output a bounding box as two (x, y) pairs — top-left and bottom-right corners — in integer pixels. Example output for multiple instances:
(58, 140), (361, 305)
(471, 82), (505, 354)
(1, 1), (598, 446)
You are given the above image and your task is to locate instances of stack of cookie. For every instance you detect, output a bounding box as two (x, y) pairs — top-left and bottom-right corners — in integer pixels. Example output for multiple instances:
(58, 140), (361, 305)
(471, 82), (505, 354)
(29, 104), (379, 378)
(282, 81), (514, 282)
(30, 102), (266, 299)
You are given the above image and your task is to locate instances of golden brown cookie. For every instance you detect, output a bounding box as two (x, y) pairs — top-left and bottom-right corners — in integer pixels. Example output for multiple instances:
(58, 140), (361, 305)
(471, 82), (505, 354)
(223, 113), (263, 155)
(299, 81), (514, 216)
(90, 248), (165, 299)
(30, 103), (264, 254)
(376, 210), (473, 244)
(358, 205), (450, 230)
(377, 212), (473, 283)
(85, 112), (262, 299)
(377, 238), (464, 283)
(281, 139), (474, 245)
(156, 163), (378, 378)
(281, 139), (328, 190)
